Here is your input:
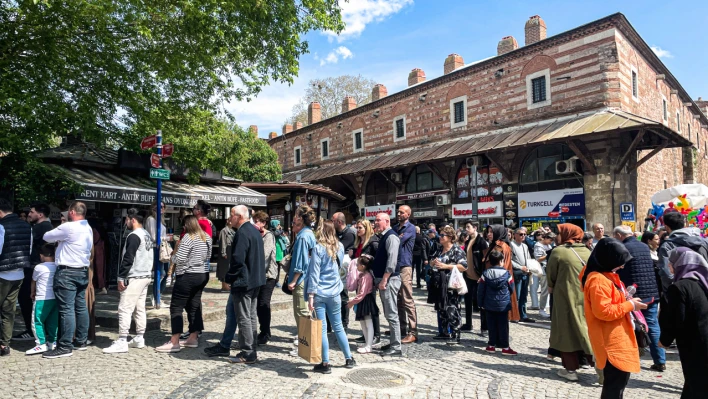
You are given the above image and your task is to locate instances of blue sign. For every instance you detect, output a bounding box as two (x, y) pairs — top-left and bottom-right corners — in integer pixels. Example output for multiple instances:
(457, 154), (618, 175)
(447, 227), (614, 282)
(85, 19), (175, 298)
(620, 203), (635, 221)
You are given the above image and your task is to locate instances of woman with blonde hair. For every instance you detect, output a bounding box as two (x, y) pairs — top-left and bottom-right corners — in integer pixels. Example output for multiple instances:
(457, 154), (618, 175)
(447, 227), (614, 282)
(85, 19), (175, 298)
(156, 216), (212, 353)
(305, 219), (356, 373)
(350, 218), (381, 345)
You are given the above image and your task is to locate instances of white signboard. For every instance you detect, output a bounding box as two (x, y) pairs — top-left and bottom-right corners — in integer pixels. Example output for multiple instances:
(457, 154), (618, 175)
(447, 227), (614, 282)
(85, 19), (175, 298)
(363, 204), (396, 220)
(452, 201), (502, 219)
(518, 188), (585, 218)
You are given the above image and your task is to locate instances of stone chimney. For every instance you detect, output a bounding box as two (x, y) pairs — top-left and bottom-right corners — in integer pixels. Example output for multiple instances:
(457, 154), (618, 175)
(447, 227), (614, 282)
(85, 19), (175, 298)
(497, 36), (519, 56)
(342, 96), (356, 113)
(408, 68), (426, 86)
(248, 125), (258, 137)
(282, 124), (293, 135)
(444, 53), (464, 74)
(372, 84), (388, 101)
(308, 102), (321, 125)
(525, 15), (547, 45)
(268, 132), (278, 139)
(294, 121), (303, 130)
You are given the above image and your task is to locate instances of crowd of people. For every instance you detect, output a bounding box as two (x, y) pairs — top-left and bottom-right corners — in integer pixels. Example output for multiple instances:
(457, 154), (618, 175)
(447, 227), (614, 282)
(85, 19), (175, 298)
(2, 198), (708, 398)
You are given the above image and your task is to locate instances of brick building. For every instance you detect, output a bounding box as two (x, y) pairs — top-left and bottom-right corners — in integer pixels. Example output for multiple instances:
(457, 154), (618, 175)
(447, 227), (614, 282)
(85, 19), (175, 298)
(267, 13), (708, 231)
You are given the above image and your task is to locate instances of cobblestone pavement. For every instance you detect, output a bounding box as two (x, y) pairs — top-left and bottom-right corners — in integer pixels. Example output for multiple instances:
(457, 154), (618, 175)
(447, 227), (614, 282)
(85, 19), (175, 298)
(0, 289), (685, 398)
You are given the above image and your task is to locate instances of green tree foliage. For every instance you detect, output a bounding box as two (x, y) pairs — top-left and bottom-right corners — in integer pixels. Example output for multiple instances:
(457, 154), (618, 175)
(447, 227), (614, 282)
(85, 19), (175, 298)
(288, 74), (377, 125)
(0, 156), (83, 207)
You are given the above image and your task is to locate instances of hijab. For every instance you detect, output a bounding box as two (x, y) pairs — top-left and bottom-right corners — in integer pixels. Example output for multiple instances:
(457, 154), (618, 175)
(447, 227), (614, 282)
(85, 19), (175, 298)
(483, 224), (509, 263)
(581, 237), (633, 288)
(558, 223), (584, 244)
(669, 247), (708, 292)
(270, 220), (281, 230)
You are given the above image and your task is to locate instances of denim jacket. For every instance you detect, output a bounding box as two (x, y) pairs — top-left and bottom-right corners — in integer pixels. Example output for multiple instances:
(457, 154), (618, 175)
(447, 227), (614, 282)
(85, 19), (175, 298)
(305, 243), (344, 298)
(287, 227), (316, 286)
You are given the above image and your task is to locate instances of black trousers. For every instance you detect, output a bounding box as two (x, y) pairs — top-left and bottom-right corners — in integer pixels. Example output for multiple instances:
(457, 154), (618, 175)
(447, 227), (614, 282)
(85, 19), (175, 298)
(486, 310), (509, 348)
(18, 268), (33, 330)
(257, 278), (277, 337)
(463, 275), (479, 327)
(326, 288), (350, 331)
(170, 272), (209, 335)
(413, 256), (424, 286)
(601, 361), (630, 399)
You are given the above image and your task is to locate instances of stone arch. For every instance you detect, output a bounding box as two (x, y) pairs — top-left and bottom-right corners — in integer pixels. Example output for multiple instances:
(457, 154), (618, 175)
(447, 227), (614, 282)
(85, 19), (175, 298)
(521, 55), (557, 78)
(391, 102), (407, 117)
(348, 116), (365, 132)
(445, 81), (472, 102)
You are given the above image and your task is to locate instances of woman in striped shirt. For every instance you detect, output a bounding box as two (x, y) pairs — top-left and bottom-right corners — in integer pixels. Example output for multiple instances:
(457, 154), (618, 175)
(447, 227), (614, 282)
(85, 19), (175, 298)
(156, 216), (212, 353)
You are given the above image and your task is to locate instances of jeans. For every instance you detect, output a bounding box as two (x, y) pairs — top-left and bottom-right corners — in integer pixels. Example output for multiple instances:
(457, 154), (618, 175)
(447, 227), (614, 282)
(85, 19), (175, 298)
(313, 294), (352, 364)
(530, 274), (539, 308)
(486, 310), (509, 348)
(327, 288), (350, 331)
(641, 302), (665, 365)
(234, 287), (260, 359)
(158, 262), (170, 295)
(0, 277), (23, 346)
(376, 276), (402, 350)
(514, 273), (529, 319)
(54, 267), (89, 350)
(219, 293), (238, 349)
(169, 272), (208, 335)
(257, 278), (277, 337)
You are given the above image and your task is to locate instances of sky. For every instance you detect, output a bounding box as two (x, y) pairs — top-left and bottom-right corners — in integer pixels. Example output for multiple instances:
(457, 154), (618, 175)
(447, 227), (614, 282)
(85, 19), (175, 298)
(224, 0), (708, 138)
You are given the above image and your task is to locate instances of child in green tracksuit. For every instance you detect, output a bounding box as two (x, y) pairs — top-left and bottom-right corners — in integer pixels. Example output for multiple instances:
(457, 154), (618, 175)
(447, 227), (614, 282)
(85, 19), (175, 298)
(25, 244), (58, 355)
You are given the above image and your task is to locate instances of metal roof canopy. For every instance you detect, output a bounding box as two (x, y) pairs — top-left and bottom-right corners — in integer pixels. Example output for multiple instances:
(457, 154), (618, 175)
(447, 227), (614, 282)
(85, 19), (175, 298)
(283, 109), (690, 183)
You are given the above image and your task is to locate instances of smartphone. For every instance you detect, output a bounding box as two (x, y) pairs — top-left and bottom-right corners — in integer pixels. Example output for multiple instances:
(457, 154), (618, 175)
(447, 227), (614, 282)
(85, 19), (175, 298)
(640, 297), (654, 305)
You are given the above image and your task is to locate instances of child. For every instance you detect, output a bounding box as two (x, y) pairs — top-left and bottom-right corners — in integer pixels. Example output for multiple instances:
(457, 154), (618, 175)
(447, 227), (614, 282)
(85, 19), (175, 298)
(477, 250), (517, 356)
(26, 244), (58, 355)
(347, 255), (379, 353)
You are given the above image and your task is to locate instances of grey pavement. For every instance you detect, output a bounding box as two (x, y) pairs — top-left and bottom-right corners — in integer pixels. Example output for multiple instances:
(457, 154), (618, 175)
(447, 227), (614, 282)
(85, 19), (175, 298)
(1, 285), (685, 398)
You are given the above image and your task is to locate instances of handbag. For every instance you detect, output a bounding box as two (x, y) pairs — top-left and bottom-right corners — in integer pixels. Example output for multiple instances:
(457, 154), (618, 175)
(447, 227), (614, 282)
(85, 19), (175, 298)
(159, 241), (173, 263)
(526, 258), (543, 276)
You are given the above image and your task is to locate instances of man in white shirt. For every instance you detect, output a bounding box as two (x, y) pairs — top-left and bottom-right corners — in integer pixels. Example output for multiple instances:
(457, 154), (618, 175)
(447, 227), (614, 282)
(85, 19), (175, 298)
(0, 198), (33, 356)
(42, 201), (93, 359)
(510, 227), (535, 323)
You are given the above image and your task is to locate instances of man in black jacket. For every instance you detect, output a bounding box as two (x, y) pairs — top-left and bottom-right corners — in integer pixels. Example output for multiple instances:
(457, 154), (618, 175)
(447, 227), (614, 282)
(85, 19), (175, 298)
(614, 225), (665, 371)
(412, 226), (429, 288)
(224, 205), (265, 364)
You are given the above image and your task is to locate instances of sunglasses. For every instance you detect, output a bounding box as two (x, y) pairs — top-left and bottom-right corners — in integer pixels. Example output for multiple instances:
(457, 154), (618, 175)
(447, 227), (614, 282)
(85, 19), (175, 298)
(516, 233), (526, 236)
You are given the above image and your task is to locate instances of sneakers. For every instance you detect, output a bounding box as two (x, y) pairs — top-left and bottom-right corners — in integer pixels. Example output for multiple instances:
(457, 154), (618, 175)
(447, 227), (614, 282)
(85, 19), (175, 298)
(227, 352), (256, 364)
(204, 344), (230, 357)
(354, 336), (366, 343)
(26, 344), (47, 355)
(0, 346), (10, 356)
(520, 317), (536, 323)
(485, 346), (496, 353)
(557, 369), (579, 382)
(98, 288), (108, 295)
(103, 340), (129, 354)
(345, 357), (357, 368)
(502, 348), (518, 356)
(650, 364), (666, 372)
(539, 310), (551, 318)
(289, 348), (299, 357)
(155, 341), (181, 353)
(257, 333), (269, 346)
(72, 341), (88, 351)
(128, 337), (145, 349)
(356, 347), (372, 354)
(546, 354), (557, 361)
(13, 331), (34, 341)
(47, 342), (55, 351)
(313, 363), (332, 374)
(180, 331), (201, 340)
(43, 347), (73, 359)
(179, 339), (198, 348)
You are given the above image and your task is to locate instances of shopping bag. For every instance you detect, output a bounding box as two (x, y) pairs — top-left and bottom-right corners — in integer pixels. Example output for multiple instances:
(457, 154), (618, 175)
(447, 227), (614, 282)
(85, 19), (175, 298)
(448, 265), (467, 295)
(526, 259), (543, 276)
(298, 313), (322, 364)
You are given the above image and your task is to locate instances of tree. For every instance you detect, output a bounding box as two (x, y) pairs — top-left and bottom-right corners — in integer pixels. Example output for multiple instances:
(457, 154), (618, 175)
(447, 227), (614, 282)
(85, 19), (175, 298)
(288, 75), (377, 125)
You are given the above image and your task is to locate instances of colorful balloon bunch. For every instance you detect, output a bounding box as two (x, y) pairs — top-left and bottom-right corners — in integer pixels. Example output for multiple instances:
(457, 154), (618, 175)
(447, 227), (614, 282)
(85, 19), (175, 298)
(648, 194), (708, 237)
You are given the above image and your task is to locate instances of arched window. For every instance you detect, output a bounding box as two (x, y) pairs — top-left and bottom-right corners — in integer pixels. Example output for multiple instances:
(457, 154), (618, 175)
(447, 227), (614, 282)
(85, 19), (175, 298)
(519, 144), (583, 192)
(406, 165), (444, 193)
(365, 173), (397, 206)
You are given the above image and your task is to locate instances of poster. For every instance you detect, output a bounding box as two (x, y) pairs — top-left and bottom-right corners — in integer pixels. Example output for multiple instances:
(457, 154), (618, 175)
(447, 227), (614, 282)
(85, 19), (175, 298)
(518, 188), (585, 218)
(502, 184), (519, 229)
(455, 165), (504, 201)
(363, 204), (395, 220)
(452, 202), (502, 219)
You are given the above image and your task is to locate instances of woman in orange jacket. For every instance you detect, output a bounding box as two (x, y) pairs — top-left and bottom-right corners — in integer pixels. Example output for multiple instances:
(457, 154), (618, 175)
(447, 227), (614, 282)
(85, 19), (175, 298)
(580, 238), (647, 399)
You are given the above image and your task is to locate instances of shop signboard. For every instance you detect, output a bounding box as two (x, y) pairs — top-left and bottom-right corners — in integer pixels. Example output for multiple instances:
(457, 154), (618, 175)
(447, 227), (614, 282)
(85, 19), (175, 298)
(452, 201), (502, 219)
(503, 184), (519, 229)
(363, 204), (395, 220)
(76, 186), (267, 207)
(413, 209), (441, 219)
(518, 188), (585, 218)
(396, 189), (448, 201)
(520, 216), (585, 232)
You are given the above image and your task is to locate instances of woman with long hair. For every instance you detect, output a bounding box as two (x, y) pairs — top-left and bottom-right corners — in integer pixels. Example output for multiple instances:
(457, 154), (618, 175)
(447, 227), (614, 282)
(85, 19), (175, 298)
(305, 219), (357, 373)
(156, 216), (212, 353)
(547, 223), (593, 381)
(351, 218), (381, 345)
(482, 225), (520, 322)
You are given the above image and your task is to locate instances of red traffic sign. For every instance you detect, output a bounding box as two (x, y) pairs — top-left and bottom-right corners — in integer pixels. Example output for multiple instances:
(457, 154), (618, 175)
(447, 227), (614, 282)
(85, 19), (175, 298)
(150, 153), (161, 168)
(162, 143), (174, 158)
(141, 135), (157, 150)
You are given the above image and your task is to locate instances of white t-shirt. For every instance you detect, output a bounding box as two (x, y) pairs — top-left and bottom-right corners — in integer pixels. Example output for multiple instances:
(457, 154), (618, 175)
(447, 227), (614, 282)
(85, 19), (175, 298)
(43, 220), (93, 267)
(33, 262), (57, 300)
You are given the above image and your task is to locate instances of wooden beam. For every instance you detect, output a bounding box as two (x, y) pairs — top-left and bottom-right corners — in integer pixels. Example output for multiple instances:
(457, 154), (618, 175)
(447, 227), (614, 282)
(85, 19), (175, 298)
(485, 152), (511, 182)
(566, 139), (597, 175)
(628, 141), (669, 173)
(378, 170), (402, 191)
(614, 129), (645, 174)
(339, 176), (360, 197)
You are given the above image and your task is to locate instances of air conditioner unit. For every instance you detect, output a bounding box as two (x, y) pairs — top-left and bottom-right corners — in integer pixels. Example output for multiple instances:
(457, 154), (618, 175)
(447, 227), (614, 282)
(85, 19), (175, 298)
(555, 159), (578, 175)
(391, 172), (402, 183)
(436, 194), (451, 206)
(465, 156), (484, 169)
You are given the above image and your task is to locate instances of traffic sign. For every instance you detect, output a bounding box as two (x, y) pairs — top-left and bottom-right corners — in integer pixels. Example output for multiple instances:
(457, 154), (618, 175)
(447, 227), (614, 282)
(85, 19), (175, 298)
(150, 168), (170, 180)
(620, 202), (635, 221)
(141, 135), (157, 150)
(150, 153), (160, 168)
(162, 143), (174, 158)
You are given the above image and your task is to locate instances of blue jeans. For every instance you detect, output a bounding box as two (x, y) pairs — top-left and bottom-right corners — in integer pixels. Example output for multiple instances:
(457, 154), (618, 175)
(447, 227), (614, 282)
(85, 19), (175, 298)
(641, 302), (665, 365)
(158, 262), (170, 294)
(54, 267), (89, 350)
(514, 273), (529, 319)
(313, 294), (352, 364)
(219, 293), (238, 349)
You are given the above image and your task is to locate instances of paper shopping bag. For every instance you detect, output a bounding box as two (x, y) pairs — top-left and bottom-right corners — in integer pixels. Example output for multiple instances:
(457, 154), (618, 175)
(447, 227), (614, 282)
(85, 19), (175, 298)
(298, 314), (322, 364)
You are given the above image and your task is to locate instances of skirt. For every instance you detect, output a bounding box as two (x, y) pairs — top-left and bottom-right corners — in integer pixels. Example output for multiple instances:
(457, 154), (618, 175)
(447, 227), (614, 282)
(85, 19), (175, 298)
(355, 292), (379, 321)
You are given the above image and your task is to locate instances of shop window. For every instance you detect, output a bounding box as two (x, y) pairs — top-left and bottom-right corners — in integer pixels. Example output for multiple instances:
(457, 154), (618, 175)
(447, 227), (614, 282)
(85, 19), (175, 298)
(406, 165), (444, 193)
(449, 95), (467, 129)
(365, 173), (397, 206)
(352, 129), (363, 153)
(393, 115), (406, 142)
(526, 68), (551, 110)
(294, 146), (302, 167)
(519, 144), (582, 193)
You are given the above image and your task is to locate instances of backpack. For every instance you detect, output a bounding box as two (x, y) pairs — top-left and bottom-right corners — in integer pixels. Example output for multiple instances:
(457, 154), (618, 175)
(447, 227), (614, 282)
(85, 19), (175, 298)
(346, 258), (359, 292)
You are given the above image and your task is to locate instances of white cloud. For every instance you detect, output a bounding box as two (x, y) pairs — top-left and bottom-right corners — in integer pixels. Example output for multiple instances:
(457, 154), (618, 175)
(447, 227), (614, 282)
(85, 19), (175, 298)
(326, 0), (413, 42)
(651, 46), (673, 59)
(319, 46), (354, 66)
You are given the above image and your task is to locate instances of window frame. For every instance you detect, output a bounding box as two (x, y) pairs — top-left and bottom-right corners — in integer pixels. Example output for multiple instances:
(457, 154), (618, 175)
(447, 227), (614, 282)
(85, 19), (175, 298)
(526, 68), (552, 110)
(294, 146), (302, 167)
(351, 128), (364, 153)
(630, 66), (639, 101)
(320, 138), (330, 160)
(688, 122), (692, 143)
(677, 111), (681, 133)
(662, 96), (668, 123)
(449, 95), (468, 129)
(393, 115), (407, 142)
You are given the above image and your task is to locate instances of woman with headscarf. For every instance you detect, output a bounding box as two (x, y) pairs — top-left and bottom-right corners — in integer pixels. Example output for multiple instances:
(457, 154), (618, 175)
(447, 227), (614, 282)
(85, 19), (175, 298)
(581, 238), (645, 398)
(659, 247), (708, 398)
(482, 225), (520, 322)
(547, 223), (593, 381)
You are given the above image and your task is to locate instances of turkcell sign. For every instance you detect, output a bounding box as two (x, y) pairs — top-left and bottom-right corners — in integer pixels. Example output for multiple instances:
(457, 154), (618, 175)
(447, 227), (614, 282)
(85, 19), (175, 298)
(364, 204), (395, 220)
(518, 188), (585, 218)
